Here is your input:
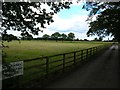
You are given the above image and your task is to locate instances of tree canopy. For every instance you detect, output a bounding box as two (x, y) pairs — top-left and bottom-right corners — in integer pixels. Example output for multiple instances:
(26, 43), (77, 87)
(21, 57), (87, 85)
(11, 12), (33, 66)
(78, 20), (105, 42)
(2, 34), (18, 42)
(42, 32), (75, 41)
(61, 33), (67, 40)
(1, 2), (72, 41)
(42, 34), (50, 40)
(51, 32), (61, 41)
(84, 2), (120, 42)
(2, 1), (120, 42)
(68, 32), (75, 40)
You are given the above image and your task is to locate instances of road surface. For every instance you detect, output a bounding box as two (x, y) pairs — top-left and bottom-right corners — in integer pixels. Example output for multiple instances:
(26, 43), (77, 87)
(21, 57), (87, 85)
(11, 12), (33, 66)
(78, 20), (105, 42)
(45, 45), (119, 88)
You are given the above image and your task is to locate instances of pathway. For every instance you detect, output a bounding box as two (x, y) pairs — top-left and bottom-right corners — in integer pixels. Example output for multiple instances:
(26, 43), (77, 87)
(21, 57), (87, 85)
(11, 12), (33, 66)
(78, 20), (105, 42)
(45, 45), (119, 88)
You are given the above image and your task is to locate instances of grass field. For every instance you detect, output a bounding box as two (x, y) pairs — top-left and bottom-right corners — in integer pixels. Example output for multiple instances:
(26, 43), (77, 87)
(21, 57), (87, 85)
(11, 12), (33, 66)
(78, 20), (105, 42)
(3, 40), (112, 62)
(3, 40), (112, 87)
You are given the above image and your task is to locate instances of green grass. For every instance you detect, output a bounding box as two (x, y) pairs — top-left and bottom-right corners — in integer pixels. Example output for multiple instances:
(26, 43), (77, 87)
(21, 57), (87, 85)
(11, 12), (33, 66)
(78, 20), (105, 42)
(3, 40), (112, 87)
(3, 40), (111, 62)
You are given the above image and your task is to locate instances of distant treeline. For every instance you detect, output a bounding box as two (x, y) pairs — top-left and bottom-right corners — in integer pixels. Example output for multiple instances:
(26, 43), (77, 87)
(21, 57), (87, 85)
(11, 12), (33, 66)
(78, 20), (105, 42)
(2, 32), (76, 41)
(2, 32), (113, 42)
(35, 32), (75, 41)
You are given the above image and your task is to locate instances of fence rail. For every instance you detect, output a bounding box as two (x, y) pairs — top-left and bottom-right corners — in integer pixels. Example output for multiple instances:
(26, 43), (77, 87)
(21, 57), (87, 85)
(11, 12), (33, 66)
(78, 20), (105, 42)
(3, 44), (111, 88)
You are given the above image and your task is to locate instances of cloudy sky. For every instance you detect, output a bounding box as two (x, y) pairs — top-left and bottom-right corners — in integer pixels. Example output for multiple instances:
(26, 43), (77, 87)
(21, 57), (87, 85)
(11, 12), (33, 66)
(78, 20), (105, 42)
(37, 1), (96, 40)
(7, 1), (112, 40)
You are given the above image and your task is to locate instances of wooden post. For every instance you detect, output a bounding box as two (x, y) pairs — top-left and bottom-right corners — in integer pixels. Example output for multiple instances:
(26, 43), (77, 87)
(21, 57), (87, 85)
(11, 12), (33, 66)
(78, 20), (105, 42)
(92, 48), (94, 55)
(16, 76), (20, 88)
(95, 47), (98, 53)
(86, 49), (88, 60)
(63, 54), (65, 72)
(81, 50), (83, 61)
(90, 48), (92, 56)
(46, 57), (49, 77)
(93, 47), (95, 55)
(74, 52), (76, 66)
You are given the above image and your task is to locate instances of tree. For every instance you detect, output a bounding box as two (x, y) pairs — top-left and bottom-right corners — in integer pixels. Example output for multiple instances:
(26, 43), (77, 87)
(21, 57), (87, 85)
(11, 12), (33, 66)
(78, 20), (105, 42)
(83, 2), (120, 42)
(67, 32), (75, 41)
(21, 34), (33, 40)
(51, 32), (61, 41)
(83, 39), (88, 41)
(93, 37), (102, 41)
(98, 37), (103, 41)
(94, 38), (98, 41)
(42, 34), (50, 40)
(2, 2), (72, 41)
(2, 34), (18, 42)
(61, 33), (67, 41)
(75, 38), (79, 41)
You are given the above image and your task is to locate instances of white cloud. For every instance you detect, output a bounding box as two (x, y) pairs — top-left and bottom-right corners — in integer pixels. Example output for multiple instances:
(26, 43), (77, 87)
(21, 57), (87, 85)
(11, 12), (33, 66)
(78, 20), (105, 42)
(42, 14), (91, 39)
(40, 3), (53, 13)
(7, 30), (21, 37)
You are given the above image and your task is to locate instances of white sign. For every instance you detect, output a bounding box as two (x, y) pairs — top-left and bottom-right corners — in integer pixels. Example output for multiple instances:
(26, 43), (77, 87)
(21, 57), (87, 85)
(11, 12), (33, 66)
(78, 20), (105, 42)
(2, 61), (23, 79)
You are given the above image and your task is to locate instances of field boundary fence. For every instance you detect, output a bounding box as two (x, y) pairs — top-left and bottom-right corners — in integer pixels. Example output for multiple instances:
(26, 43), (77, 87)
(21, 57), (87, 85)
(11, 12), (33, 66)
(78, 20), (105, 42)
(2, 44), (112, 88)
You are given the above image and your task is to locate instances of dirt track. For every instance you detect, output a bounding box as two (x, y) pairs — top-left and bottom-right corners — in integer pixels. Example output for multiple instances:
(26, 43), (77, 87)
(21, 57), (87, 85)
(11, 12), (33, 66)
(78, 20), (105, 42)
(46, 45), (119, 88)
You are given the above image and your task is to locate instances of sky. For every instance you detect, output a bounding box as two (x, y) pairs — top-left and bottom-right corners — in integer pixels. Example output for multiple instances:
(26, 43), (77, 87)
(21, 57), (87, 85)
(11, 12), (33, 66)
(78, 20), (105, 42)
(7, 1), (113, 40)
(35, 1), (98, 40)
(37, 1), (94, 40)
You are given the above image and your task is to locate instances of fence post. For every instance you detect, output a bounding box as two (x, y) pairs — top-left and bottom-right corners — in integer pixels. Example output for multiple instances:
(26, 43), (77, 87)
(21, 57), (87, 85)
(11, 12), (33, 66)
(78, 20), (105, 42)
(86, 49), (88, 60)
(81, 50), (83, 61)
(95, 47), (98, 53)
(74, 52), (76, 66)
(46, 57), (49, 77)
(93, 47), (95, 55)
(16, 76), (20, 88)
(63, 54), (65, 72)
(90, 48), (92, 56)
(93, 47), (96, 55)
